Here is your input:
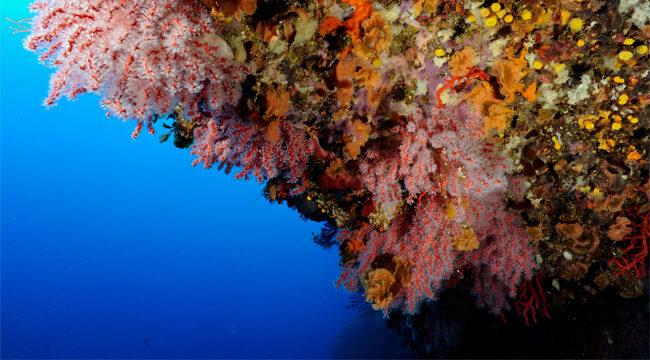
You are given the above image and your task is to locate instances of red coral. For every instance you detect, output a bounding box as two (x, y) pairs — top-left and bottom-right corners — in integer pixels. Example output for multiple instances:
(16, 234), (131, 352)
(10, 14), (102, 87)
(191, 113), (309, 183)
(25, 0), (249, 122)
(608, 208), (649, 280)
(515, 273), (550, 325)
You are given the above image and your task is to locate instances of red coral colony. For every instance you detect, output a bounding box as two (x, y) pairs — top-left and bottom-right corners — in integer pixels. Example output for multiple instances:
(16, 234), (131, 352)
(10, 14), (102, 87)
(25, 0), (648, 357)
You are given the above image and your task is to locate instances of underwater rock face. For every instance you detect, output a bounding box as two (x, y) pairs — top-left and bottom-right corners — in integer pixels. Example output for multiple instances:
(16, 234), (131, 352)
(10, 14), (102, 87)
(26, 0), (648, 357)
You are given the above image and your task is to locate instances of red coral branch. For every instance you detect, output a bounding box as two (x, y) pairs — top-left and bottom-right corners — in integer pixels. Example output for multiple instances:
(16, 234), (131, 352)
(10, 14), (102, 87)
(435, 67), (489, 109)
(608, 208), (649, 280)
(515, 272), (550, 325)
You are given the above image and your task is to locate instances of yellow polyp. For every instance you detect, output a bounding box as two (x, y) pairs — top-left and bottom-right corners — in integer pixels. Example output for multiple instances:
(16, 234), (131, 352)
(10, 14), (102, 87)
(504, 14), (513, 23)
(593, 188), (600, 195)
(636, 45), (648, 55)
(372, 58), (382, 67)
(623, 38), (634, 45)
(612, 122), (622, 130)
(628, 148), (642, 161)
(552, 136), (561, 150)
(485, 15), (497, 27)
(521, 9), (532, 21)
(533, 60), (543, 69)
(553, 63), (566, 72)
(560, 10), (570, 25)
(569, 18), (583, 32)
(434, 48), (446, 57)
(467, 14), (476, 23)
(584, 120), (595, 130)
(577, 39), (585, 47)
(630, 117), (639, 124)
(618, 50), (633, 61)
(480, 8), (490, 17)
(490, 3), (501, 12)
(613, 76), (625, 83)
(618, 94), (628, 105)
(306, 195), (312, 201)
(496, 9), (506, 18)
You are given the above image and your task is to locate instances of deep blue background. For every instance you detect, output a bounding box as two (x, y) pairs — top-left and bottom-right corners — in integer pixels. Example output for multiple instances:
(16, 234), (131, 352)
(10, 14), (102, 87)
(0, 2), (407, 358)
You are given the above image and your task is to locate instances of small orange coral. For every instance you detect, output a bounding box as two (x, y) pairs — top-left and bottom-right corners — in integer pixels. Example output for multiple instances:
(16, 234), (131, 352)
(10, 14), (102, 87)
(594, 193), (626, 213)
(318, 0), (373, 57)
(205, 0), (256, 17)
(354, 64), (382, 90)
(344, 119), (372, 160)
(448, 47), (477, 77)
(335, 58), (357, 104)
(264, 119), (280, 141)
(413, 0), (441, 16)
(353, 12), (392, 59)
(364, 268), (396, 310)
(484, 102), (514, 134)
(362, 254), (412, 310)
(264, 87), (290, 120)
(465, 83), (513, 133)
(608, 216), (633, 241)
(526, 224), (544, 244)
(453, 227), (479, 251)
(555, 222), (584, 240)
(495, 49), (529, 103)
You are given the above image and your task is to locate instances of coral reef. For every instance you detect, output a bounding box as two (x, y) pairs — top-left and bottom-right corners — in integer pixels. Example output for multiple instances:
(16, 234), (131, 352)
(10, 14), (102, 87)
(25, 0), (648, 356)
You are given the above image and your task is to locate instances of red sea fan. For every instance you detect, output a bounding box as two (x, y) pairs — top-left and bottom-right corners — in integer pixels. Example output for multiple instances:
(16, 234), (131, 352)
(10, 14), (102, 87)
(191, 112), (310, 184)
(346, 104), (537, 314)
(25, 0), (250, 124)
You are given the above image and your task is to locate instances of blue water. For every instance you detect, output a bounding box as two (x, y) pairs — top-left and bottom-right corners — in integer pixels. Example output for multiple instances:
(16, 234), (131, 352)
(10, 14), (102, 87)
(0, 2), (414, 358)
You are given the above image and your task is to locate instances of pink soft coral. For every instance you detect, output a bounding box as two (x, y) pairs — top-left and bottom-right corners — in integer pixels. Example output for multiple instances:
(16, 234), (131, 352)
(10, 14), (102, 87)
(25, 0), (249, 125)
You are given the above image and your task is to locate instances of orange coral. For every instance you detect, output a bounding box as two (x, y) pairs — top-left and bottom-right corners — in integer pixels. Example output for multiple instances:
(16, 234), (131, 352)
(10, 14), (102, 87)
(453, 227), (480, 251)
(526, 224), (544, 244)
(264, 87), (290, 120)
(318, 0), (373, 57)
(465, 82), (513, 134)
(608, 216), (633, 241)
(265, 120), (281, 141)
(354, 63), (382, 90)
(335, 57), (359, 104)
(495, 49), (529, 103)
(484, 102), (514, 134)
(448, 47), (477, 77)
(204, 0), (257, 17)
(594, 193), (626, 213)
(344, 119), (372, 160)
(413, 0), (441, 16)
(364, 268), (396, 310)
(555, 222), (584, 240)
(353, 12), (392, 59)
(521, 82), (537, 102)
(362, 254), (412, 310)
